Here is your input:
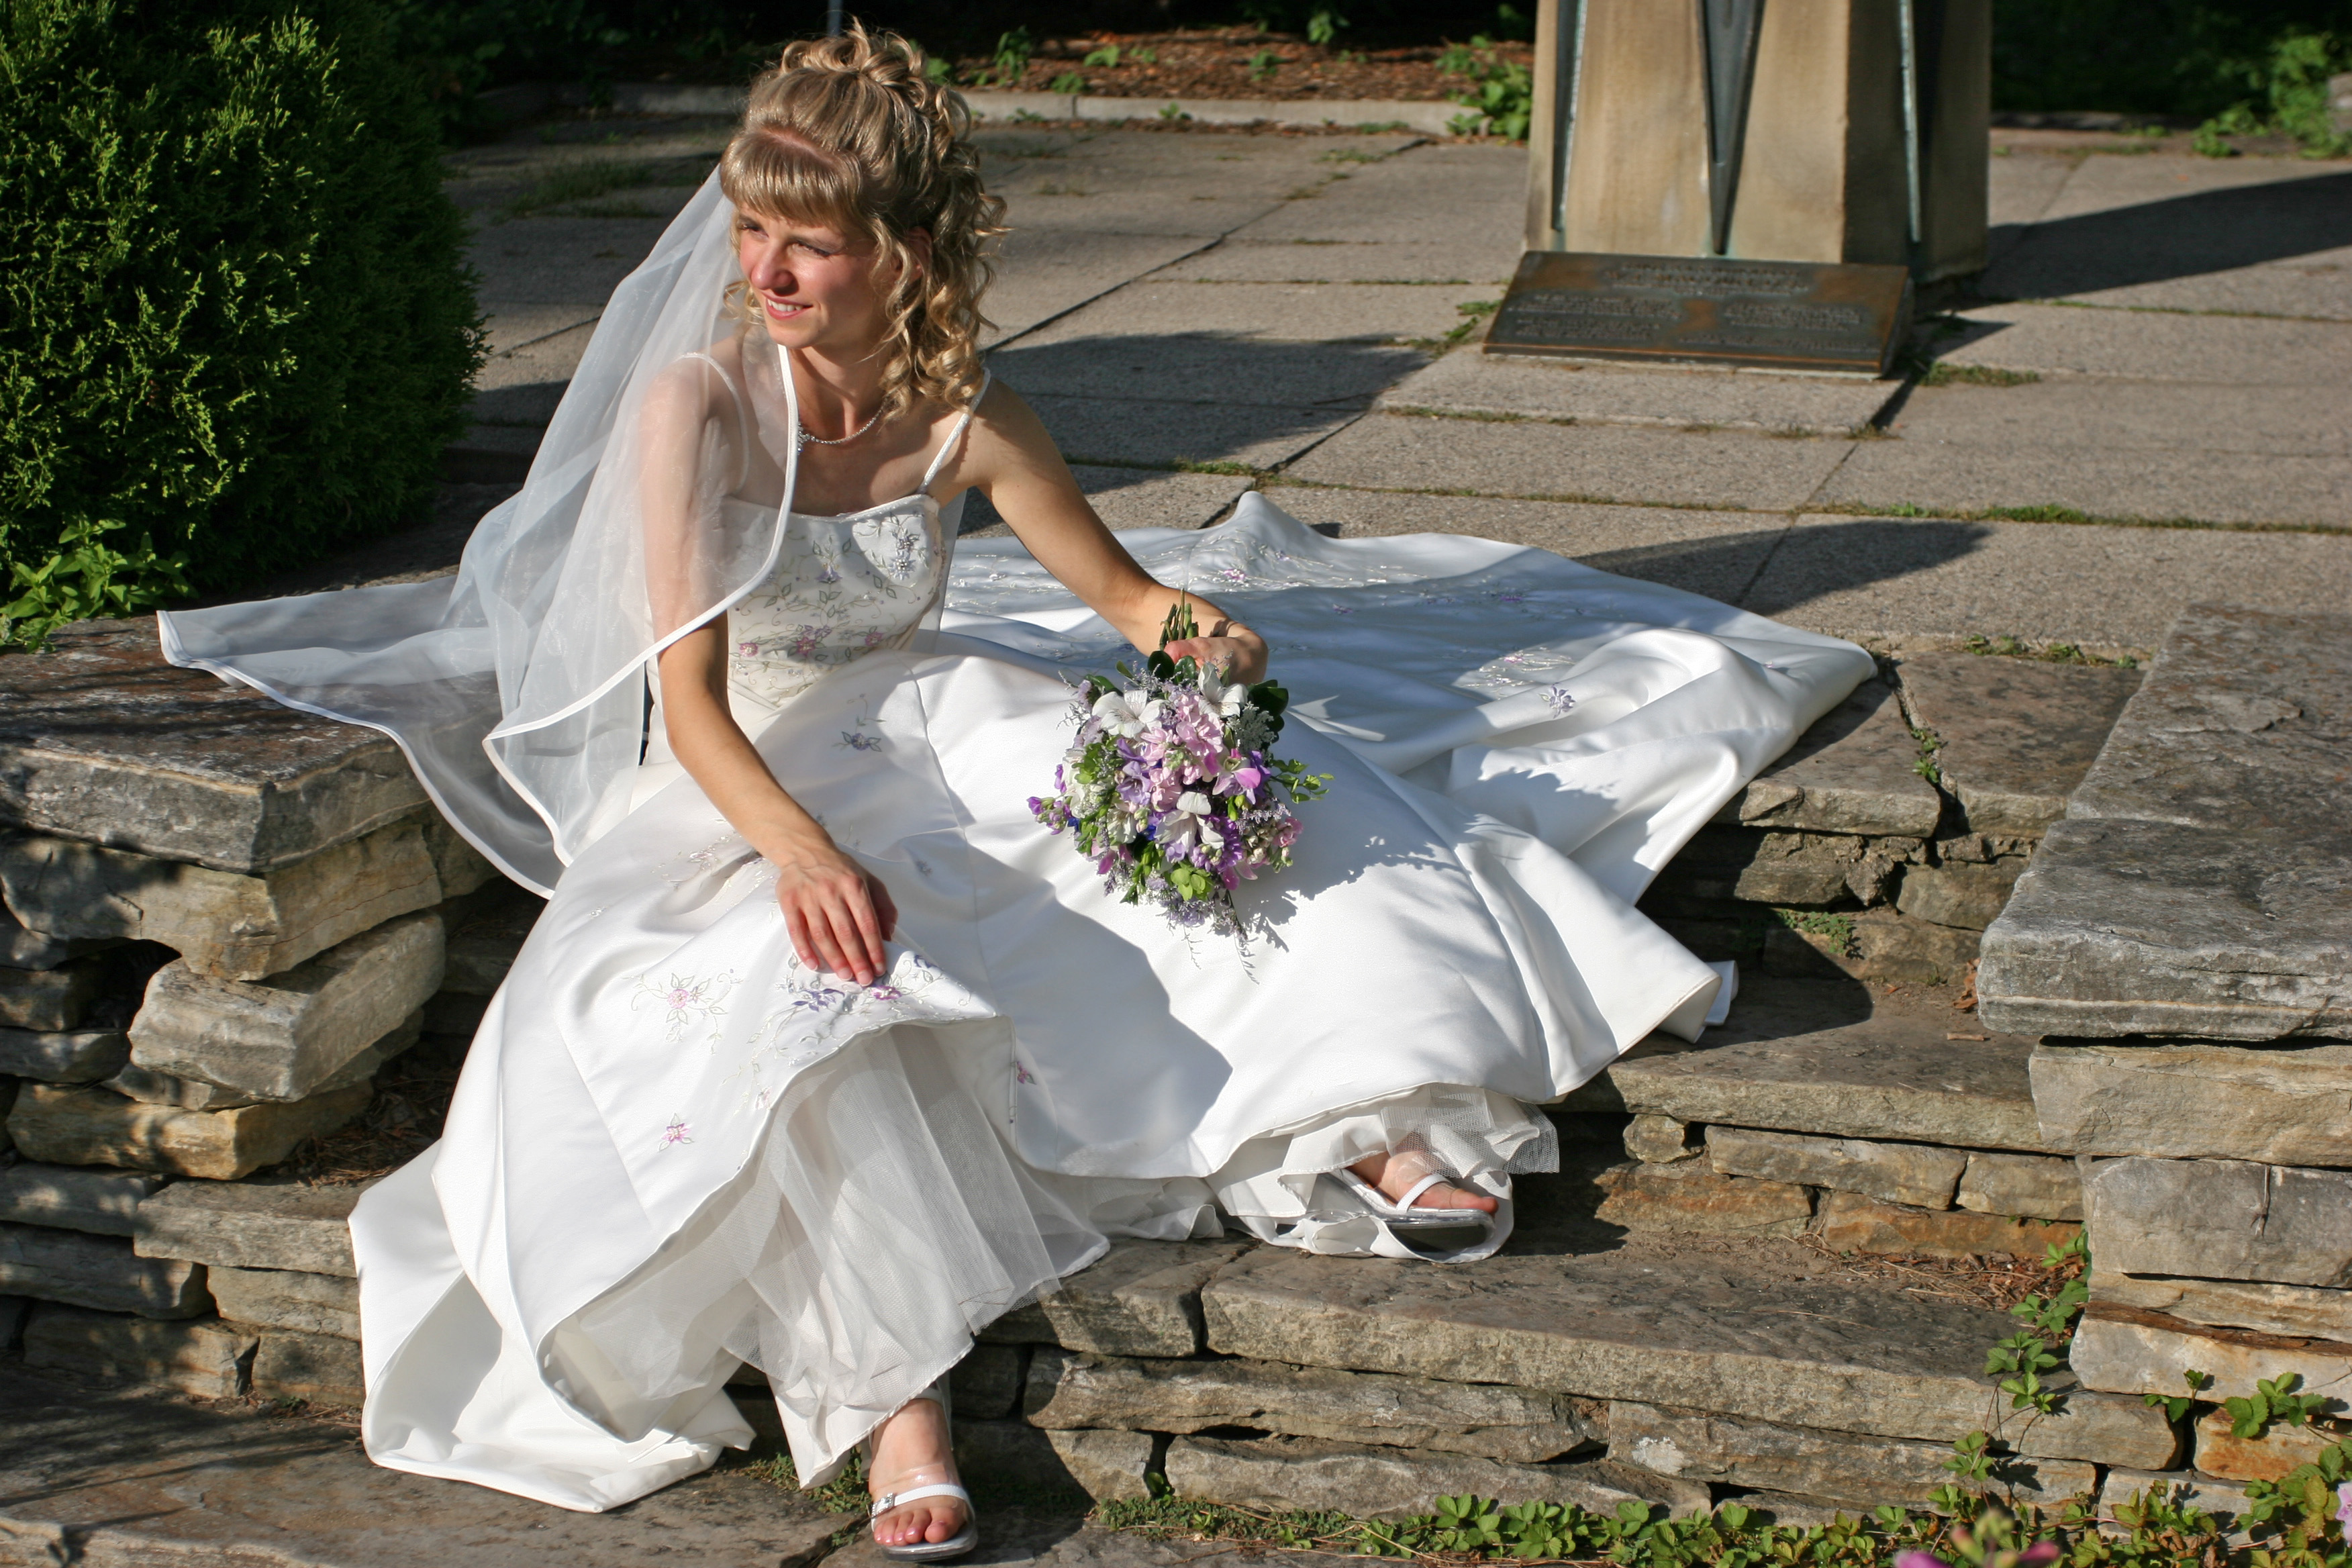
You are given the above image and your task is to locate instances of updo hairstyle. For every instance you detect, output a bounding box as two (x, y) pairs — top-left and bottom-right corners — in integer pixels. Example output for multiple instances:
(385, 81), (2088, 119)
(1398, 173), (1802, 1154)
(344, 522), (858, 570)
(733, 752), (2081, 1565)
(721, 25), (1006, 420)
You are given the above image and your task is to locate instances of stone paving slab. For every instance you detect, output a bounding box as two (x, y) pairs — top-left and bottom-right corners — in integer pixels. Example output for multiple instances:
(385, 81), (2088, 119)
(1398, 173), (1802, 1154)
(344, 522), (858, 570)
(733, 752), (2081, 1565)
(1980, 158), (2352, 320)
(0, 620), (430, 873)
(1199, 1242), (2177, 1466)
(2071, 1302), (2352, 1406)
(1019, 279), (1492, 347)
(1941, 302), (2352, 385)
(0, 1366), (844, 1568)
(1888, 380), (2352, 460)
(1816, 428), (2351, 529)
(1158, 237), (1520, 285)
(136, 1177), (373, 1277)
(1018, 392), (1359, 473)
(1716, 680), (1944, 839)
(481, 305), (602, 358)
(467, 215), (675, 310)
(469, 320), (596, 429)
(825, 1512), (1318, 1568)
(994, 331), (1424, 409)
(1745, 515), (2352, 656)
(1379, 350), (1902, 435)
(1268, 488), (1788, 609)
(1559, 977), (2052, 1152)
(1897, 652), (2143, 836)
(1289, 414), (1855, 511)
(1226, 142), (1524, 248)
(1980, 605), (2352, 1040)
(985, 230), (1218, 344)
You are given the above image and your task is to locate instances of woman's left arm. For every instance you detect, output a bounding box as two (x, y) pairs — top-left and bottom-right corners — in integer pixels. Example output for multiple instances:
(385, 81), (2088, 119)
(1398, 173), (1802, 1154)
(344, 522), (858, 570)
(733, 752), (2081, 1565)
(944, 383), (1268, 684)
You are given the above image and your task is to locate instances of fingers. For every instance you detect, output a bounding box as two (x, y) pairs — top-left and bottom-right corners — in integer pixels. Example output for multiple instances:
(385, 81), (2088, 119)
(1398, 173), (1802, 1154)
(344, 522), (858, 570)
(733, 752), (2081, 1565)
(775, 867), (894, 985)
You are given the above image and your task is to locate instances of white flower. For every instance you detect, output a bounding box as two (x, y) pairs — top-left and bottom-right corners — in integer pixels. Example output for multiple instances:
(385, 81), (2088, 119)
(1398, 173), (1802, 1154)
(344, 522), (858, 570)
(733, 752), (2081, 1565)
(1175, 789), (1212, 816)
(1195, 667), (1248, 721)
(1091, 689), (1159, 738)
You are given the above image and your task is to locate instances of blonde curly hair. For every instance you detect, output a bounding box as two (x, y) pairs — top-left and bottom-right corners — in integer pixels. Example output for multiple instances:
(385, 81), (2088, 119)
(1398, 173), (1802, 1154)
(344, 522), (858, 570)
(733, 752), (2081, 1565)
(721, 25), (1006, 420)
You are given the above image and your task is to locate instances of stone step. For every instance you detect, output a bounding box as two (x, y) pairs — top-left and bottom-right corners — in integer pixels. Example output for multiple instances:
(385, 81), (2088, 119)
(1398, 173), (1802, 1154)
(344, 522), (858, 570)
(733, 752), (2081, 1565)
(1563, 976), (2051, 1153)
(1981, 605), (2352, 1041)
(134, 1177), (373, 1277)
(0, 620), (431, 875)
(1199, 1242), (2178, 1470)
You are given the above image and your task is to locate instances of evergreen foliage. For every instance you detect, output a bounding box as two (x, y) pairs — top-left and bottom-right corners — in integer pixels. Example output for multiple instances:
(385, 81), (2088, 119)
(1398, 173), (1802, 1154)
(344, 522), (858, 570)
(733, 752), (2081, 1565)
(0, 0), (483, 645)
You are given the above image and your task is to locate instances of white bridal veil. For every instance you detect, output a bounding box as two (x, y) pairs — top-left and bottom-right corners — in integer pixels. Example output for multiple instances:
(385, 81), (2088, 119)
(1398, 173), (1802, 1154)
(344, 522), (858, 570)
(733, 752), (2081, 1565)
(161, 173), (790, 895)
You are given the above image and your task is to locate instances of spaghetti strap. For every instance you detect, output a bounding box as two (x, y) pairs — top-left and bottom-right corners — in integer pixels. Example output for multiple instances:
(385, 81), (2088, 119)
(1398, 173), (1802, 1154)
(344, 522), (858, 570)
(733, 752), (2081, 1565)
(920, 372), (991, 493)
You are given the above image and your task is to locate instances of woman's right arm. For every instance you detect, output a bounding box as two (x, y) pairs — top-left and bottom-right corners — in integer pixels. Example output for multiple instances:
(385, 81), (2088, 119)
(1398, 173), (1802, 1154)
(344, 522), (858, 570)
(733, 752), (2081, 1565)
(639, 360), (897, 986)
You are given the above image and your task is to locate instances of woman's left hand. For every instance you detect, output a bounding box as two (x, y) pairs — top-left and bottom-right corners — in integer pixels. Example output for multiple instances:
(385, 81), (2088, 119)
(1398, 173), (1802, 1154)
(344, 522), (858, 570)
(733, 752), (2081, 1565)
(1165, 626), (1269, 686)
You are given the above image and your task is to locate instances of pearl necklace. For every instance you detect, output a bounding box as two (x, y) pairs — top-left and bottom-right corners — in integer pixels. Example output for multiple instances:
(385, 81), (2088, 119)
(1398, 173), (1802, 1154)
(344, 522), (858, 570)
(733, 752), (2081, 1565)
(795, 404), (882, 448)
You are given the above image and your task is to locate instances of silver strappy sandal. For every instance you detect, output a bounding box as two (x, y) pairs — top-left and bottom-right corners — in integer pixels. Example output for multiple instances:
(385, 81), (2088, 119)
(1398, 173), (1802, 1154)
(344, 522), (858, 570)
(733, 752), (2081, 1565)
(866, 1378), (977, 1563)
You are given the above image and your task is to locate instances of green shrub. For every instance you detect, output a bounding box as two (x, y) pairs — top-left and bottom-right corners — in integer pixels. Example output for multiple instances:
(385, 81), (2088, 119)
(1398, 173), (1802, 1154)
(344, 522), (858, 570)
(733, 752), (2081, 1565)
(0, 0), (483, 646)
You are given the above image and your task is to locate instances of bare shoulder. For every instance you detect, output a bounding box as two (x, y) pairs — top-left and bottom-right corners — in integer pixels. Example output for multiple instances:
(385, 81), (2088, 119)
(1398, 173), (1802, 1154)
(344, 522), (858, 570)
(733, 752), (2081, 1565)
(952, 379), (1071, 485)
(639, 338), (744, 439)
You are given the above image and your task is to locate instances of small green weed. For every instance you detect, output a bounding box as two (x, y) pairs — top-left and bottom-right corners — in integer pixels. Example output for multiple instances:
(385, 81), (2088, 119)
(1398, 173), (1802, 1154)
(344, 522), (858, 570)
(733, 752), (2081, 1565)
(1306, 8), (1348, 47)
(1081, 44), (1122, 67)
(983, 27), (1033, 88)
(500, 159), (693, 222)
(1912, 724), (1945, 785)
(2228, 1373), (2337, 1440)
(1963, 634), (2140, 669)
(1775, 908), (1857, 954)
(1159, 102), (1190, 121)
(1922, 363), (2041, 387)
(1247, 48), (1281, 81)
(1440, 36), (1532, 140)
(1049, 72), (1086, 94)
(2145, 1368), (2214, 1424)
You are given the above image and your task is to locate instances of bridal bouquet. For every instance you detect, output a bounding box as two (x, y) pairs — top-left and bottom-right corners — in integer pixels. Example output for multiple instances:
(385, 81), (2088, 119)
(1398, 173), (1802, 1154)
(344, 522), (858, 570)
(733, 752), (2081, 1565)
(1030, 601), (1328, 935)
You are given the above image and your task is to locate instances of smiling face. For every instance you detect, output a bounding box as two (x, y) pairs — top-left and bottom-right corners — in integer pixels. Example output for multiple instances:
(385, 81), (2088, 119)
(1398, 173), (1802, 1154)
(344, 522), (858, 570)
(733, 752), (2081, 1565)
(734, 209), (928, 360)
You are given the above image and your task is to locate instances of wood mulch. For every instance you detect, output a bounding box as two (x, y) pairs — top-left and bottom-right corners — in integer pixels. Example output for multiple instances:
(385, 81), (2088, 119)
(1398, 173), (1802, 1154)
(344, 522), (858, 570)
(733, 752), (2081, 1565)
(1802, 1232), (2084, 1317)
(948, 27), (1531, 105)
(276, 1046), (464, 1187)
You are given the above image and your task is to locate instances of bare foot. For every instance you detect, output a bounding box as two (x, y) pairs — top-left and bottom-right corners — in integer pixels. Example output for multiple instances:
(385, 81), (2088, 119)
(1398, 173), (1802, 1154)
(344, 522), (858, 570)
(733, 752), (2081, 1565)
(1348, 1152), (1499, 1214)
(867, 1395), (969, 1549)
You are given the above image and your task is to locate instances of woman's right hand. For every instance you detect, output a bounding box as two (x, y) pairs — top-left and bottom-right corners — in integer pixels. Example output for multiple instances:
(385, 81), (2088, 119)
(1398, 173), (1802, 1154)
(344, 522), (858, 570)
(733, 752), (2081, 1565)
(772, 834), (898, 985)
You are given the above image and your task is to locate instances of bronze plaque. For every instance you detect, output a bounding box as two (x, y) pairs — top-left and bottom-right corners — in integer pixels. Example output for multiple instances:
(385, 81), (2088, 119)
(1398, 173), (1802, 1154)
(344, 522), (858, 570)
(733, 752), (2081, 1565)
(1484, 251), (1912, 376)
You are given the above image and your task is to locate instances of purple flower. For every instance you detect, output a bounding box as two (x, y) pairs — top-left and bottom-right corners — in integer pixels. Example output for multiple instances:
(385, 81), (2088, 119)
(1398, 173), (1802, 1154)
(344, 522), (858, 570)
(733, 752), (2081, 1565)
(2337, 1481), (2352, 1532)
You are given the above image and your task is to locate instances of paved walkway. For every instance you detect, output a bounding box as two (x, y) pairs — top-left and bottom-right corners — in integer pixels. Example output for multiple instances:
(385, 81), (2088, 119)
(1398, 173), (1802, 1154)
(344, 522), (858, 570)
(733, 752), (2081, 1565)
(397, 116), (2352, 658)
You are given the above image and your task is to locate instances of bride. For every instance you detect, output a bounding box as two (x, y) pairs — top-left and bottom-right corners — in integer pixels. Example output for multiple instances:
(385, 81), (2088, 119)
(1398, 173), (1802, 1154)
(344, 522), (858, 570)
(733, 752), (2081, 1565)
(160, 25), (1873, 1558)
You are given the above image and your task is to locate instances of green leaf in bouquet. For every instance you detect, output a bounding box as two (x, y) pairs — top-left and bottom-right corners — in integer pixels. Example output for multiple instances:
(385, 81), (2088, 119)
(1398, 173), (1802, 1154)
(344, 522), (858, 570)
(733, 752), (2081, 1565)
(1146, 650), (1177, 680)
(1158, 595), (1201, 649)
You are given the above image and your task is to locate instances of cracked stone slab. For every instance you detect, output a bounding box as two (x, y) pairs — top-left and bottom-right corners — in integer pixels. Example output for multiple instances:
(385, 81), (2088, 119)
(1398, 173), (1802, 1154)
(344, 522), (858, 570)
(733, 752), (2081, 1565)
(1023, 1347), (1600, 1464)
(1896, 653), (2142, 837)
(1199, 1243), (2177, 1467)
(1980, 605), (2352, 1040)
(1707, 1126), (1966, 1210)
(128, 912), (444, 1102)
(0, 1363), (848, 1567)
(1165, 1434), (1708, 1522)
(19, 1304), (256, 1398)
(2070, 1301), (2352, 1405)
(0, 1025), (129, 1083)
(1608, 1401), (2096, 1508)
(2084, 1157), (2352, 1289)
(1713, 681), (1944, 839)
(2089, 1271), (2352, 1342)
(1561, 978), (2051, 1153)
(209, 1265), (360, 1340)
(2029, 1039), (2352, 1165)
(136, 1177), (374, 1277)
(0, 821), (443, 981)
(7, 1082), (371, 1180)
(955, 1422), (1155, 1504)
(982, 1238), (1255, 1357)
(1810, 1190), (2081, 1262)
(250, 1326), (364, 1406)
(0, 954), (105, 1031)
(0, 1163), (168, 1236)
(1959, 1153), (2082, 1222)
(0, 619), (432, 873)
(0, 1224), (210, 1318)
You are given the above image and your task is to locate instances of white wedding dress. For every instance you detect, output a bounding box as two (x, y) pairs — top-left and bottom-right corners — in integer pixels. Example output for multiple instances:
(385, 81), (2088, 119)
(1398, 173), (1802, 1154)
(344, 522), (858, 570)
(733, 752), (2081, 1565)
(322, 381), (1872, 1506)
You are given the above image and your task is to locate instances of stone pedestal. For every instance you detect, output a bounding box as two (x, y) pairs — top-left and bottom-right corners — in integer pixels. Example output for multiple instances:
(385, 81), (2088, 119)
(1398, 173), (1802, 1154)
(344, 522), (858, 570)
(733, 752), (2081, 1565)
(1523, 0), (1988, 279)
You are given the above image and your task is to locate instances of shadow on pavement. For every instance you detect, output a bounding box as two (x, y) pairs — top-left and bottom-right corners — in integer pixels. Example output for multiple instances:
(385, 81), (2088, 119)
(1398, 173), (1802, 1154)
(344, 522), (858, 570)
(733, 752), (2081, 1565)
(1735, 518), (1994, 619)
(1983, 168), (2352, 299)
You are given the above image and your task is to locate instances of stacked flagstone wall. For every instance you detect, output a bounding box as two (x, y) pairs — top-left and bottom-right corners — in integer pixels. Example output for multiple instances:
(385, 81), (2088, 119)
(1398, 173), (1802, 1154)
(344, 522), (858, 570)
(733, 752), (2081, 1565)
(1981, 605), (2352, 1511)
(0, 619), (540, 1406)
